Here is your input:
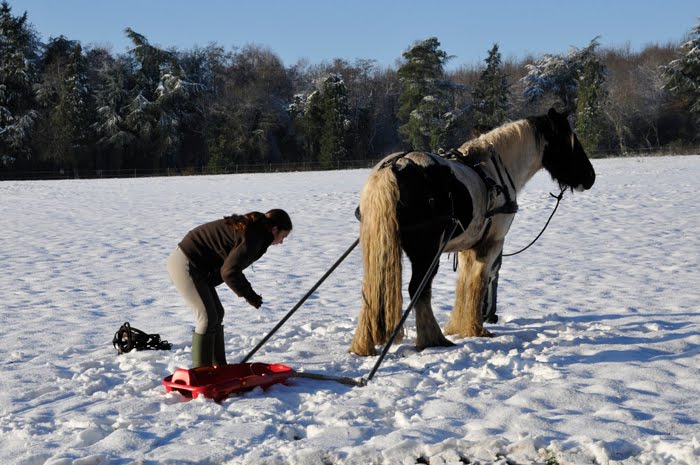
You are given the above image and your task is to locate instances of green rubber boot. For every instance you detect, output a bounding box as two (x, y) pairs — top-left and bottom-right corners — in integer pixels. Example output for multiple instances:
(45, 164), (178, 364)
(191, 331), (214, 368)
(213, 325), (227, 366)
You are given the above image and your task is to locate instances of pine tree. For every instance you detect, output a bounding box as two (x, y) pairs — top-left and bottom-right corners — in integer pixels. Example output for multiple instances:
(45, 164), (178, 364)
(397, 37), (457, 151)
(471, 44), (510, 131)
(293, 73), (351, 167)
(123, 28), (202, 169)
(298, 90), (323, 162)
(575, 55), (608, 156)
(522, 38), (607, 154)
(318, 74), (350, 169)
(663, 18), (700, 136)
(206, 45), (291, 171)
(0, 1), (40, 167)
(35, 37), (93, 173)
(522, 38), (604, 113)
(92, 54), (135, 170)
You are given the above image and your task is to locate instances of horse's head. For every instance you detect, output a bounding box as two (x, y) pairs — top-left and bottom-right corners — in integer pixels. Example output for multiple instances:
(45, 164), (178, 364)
(539, 108), (596, 192)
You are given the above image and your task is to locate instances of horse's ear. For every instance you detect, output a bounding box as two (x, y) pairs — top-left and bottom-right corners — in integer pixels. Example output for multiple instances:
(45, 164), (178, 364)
(548, 107), (558, 118)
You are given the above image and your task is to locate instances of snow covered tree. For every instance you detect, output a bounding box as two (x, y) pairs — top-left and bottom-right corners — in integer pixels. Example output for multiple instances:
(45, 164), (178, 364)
(522, 38), (605, 113)
(124, 28), (170, 167)
(471, 43), (510, 131)
(320, 58), (382, 160)
(123, 28), (202, 169)
(663, 18), (700, 136)
(92, 52), (135, 170)
(575, 48), (608, 155)
(206, 44), (292, 171)
(398, 37), (458, 151)
(34, 36), (93, 172)
(0, 1), (40, 166)
(294, 90), (323, 162)
(522, 38), (607, 154)
(176, 45), (224, 168)
(319, 74), (350, 168)
(290, 73), (351, 168)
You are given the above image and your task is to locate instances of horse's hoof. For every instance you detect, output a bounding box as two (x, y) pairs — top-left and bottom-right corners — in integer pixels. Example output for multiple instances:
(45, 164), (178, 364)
(457, 328), (493, 338)
(416, 338), (455, 352)
(348, 345), (377, 357)
(478, 328), (494, 338)
(443, 322), (458, 336)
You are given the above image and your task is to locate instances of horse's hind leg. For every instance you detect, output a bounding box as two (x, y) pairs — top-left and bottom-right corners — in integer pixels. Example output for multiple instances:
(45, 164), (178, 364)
(414, 287), (455, 351)
(404, 237), (455, 351)
(445, 245), (500, 338)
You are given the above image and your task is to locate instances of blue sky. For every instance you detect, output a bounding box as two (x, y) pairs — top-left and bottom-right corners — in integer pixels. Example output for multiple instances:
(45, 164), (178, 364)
(8, 0), (698, 69)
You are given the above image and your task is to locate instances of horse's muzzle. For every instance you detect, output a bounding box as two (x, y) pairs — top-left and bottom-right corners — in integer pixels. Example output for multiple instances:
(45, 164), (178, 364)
(584, 167), (596, 190)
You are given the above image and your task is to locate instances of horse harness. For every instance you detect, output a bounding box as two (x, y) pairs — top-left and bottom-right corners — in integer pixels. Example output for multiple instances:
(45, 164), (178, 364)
(376, 148), (519, 242)
(439, 146), (518, 219)
(440, 146), (567, 258)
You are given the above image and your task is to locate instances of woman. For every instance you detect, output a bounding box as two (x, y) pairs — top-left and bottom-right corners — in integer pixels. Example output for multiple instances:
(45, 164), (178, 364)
(168, 209), (292, 367)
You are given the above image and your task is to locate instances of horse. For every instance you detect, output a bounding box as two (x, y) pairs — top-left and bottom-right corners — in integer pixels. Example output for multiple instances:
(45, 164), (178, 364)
(350, 108), (596, 356)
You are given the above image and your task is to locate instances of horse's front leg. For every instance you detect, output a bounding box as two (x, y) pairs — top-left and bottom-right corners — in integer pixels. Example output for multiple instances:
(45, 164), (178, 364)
(445, 244), (501, 338)
(407, 248), (455, 351)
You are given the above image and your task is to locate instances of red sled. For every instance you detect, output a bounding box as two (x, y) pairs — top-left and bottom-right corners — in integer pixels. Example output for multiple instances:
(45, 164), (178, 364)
(162, 362), (296, 401)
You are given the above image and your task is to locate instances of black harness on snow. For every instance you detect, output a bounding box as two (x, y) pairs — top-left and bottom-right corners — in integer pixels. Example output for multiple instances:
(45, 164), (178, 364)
(112, 322), (172, 355)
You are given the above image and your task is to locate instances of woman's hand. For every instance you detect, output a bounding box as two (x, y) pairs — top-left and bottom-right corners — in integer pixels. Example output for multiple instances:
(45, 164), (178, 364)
(247, 293), (263, 309)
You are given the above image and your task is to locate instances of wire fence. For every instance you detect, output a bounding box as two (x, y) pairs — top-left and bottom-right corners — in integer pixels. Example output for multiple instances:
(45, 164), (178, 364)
(0, 159), (382, 181)
(592, 145), (700, 158)
(2, 147), (698, 181)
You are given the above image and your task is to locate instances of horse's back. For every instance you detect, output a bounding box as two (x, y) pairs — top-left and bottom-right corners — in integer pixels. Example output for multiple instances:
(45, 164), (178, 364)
(372, 151), (435, 172)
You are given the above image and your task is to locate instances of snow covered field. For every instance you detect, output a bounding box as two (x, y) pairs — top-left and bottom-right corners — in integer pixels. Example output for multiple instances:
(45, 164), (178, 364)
(1, 155), (698, 465)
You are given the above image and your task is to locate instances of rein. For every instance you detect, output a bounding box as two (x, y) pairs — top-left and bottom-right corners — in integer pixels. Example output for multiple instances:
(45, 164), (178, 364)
(449, 185), (565, 269)
(442, 145), (566, 258)
(502, 186), (565, 257)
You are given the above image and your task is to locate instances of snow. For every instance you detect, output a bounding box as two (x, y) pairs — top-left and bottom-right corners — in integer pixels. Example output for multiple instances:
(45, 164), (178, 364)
(1, 155), (699, 465)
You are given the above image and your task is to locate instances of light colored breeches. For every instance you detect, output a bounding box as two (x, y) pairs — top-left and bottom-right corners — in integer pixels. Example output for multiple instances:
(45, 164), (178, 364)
(167, 247), (225, 335)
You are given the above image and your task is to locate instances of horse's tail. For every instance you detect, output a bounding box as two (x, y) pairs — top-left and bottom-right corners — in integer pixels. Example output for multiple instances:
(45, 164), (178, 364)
(350, 165), (404, 355)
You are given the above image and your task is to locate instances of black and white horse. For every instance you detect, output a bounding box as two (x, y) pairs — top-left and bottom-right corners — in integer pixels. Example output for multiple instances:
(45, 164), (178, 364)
(350, 108), (596, 356)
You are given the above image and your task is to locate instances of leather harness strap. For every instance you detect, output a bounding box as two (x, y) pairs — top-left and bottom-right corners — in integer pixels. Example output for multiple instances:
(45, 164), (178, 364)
(439, 146), (518, 218)
(372, 149), (518, 239)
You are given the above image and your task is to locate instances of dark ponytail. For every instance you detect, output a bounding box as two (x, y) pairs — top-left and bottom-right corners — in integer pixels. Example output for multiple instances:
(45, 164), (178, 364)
(224, 209), (291, 234)
(265, 209), (292, 231)
(224, 212), (264, 232)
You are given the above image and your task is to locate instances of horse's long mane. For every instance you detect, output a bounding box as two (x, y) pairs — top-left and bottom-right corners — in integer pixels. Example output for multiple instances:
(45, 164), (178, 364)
(458, 119), (535, 155)
(457, 119), (541, 190)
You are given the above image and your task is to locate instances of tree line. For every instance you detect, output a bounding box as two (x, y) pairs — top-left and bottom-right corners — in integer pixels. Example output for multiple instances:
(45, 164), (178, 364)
(1, 2), (698, 179)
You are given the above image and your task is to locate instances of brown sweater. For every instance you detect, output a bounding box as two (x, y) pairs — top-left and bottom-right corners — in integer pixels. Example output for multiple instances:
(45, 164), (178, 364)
(178, 215), (273, 301)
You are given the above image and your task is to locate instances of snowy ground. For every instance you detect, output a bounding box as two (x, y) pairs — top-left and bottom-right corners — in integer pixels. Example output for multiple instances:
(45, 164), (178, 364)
(0, 155), (698, 465)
